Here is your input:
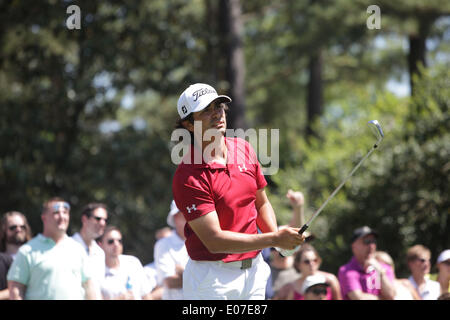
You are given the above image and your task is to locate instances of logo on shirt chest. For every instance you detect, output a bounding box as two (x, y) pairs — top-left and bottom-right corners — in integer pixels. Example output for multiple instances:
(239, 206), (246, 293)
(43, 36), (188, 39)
(238, 164), (247, 172)
(186, 204), (197, 213)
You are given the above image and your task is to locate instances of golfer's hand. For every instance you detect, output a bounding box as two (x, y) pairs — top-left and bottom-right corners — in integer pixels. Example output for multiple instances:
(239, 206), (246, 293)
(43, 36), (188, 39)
(275, 227), (305, 250)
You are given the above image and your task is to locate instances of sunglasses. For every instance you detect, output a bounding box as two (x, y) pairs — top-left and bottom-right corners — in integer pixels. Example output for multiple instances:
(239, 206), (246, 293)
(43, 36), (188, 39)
(302, 258), (318, 265)
(415, 258), (430, 263)
(363, 238), (377, 245)
(51, 202), (70, 213)
(107, 239), (122, 245)
(308, 287), (328, 296)
(8, 225), (26, 231)
(90, 216), (108, 223)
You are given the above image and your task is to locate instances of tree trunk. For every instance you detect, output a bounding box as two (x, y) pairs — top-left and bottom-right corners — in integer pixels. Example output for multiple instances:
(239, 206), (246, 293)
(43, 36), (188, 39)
(408, 17), (433, 96)
(219, 0), (247, 130)
(306, 50), (323, 138)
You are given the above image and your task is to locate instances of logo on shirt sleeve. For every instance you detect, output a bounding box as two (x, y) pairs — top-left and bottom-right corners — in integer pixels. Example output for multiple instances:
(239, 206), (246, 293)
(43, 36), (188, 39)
(186, 204), (197, 213)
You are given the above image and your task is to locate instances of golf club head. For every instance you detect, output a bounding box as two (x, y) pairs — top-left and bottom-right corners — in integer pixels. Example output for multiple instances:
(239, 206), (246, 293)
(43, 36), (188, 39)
(367, 120), (384, 145)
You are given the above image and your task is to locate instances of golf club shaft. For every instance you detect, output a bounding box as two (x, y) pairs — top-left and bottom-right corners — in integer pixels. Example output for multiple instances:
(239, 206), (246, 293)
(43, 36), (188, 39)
(298, 144), (377, 235)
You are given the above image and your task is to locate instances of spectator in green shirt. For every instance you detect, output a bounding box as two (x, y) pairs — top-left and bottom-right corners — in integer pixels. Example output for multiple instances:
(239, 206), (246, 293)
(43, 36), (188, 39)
(7, 197), (96, 300)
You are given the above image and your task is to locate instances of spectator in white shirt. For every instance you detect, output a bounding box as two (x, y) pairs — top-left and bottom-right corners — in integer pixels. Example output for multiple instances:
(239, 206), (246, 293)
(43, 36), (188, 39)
(72, 203), (108, 299)
(98, 226), (152, 300)
(144, 226), (173, 300)
(154, 200), (188, 300)
(407, 244), (441, 300)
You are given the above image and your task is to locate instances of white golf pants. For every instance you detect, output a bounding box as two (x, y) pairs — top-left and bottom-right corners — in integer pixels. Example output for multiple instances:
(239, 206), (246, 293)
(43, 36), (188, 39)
(183, 253), (271, 300)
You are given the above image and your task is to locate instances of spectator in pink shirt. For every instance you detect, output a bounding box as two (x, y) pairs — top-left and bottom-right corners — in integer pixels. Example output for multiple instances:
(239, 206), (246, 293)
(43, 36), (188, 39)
(338, 226), (395, 300)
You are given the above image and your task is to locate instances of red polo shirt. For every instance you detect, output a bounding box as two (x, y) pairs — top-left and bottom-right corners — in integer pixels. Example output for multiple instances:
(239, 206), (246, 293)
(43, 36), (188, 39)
(172, 137), (267, 262)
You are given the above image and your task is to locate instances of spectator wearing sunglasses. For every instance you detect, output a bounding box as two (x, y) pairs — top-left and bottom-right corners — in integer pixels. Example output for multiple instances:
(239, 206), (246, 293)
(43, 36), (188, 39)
(338, 226), (395, 300)
(0, 211), (33, 258)
(301, 274), (331, 300)
(98, 226), (152, 300)
(7, 197), (96, 299)
(374, 251), (421, 300)
(406, 244), (440, 300)
(72, 203), (109, 299)
(285, 244), (341, 300)
(0, 211), (33, 300)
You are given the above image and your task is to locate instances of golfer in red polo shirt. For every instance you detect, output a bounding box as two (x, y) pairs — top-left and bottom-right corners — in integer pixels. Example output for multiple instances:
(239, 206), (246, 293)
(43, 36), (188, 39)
(172, 83), (305, 300)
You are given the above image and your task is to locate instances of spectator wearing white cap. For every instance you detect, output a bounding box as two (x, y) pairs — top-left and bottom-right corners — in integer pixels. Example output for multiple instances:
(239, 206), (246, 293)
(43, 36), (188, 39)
(154, 200), (188, 300)
(286, 244), (341, 300)
(429, 249), (450, 296)
(301, 274), (331, 300)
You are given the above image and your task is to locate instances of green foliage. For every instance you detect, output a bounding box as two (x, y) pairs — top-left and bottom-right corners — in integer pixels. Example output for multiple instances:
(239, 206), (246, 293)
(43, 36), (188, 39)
(0, 1), (448, 270)
(269, 65), (449, 276)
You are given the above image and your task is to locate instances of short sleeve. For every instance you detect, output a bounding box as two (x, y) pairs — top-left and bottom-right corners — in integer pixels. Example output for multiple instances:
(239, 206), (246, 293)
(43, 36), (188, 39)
(338, 268), (362, 298)
(7, 247), (30, 285)
(173, 171), (216, 222)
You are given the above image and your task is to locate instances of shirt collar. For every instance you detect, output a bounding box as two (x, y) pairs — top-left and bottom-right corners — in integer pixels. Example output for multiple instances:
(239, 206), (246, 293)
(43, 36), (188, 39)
(37, 233), (68, 245)
(182, 139), (229, 169)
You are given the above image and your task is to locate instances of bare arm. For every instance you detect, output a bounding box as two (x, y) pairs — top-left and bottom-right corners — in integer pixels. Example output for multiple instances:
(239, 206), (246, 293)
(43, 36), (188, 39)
(286, 189), (305, 227)
(164, 264), (184, 289)
(365, 258), (395, 300)
(189, 211), (303, 253)
(378, 270), (395, 300)
(8, 281), (26, 300)
(188, 188), (305, 255)
(347, 290), (379, 300)
(323, 272), (342, 300)
(255, 189), (278, 233)
(0, 288), (9, 300)
(82, 279), (97, 300)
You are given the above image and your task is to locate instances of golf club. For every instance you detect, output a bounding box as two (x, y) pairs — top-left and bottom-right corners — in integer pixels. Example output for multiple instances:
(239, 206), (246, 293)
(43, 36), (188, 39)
(278, 120), (384, 256)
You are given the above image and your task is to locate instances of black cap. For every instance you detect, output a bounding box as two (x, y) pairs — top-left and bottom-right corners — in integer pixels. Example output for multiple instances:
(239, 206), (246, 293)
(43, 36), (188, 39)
(351, 226), (378, 243)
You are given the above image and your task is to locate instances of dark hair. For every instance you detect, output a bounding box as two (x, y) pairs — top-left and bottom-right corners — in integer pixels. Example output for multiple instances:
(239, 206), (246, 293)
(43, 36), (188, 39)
(42, 197), (68, 213)
(98, 225), (121, 243)
(406, 244), (430, 263)
(0, 211), (33, 251)
(81, 203), (108, 218)
(293, 243), (322, 273)
(175, 114), (195, 145)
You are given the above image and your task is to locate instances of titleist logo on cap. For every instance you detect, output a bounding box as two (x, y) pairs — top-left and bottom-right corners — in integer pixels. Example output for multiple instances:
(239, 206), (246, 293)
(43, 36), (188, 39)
(192, 87), (216, 102)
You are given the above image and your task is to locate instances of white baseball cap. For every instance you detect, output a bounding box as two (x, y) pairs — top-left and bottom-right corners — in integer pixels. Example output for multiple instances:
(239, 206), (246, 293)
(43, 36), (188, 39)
(177, 83), (231, 119)
(167, 200), (180, 228)
(437, 249), (450, 264)
(300, 274), (329, 294)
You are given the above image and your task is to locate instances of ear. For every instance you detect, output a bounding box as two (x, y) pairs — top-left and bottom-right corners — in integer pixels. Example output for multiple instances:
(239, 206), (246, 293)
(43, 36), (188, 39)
(182, 119), (194, 133)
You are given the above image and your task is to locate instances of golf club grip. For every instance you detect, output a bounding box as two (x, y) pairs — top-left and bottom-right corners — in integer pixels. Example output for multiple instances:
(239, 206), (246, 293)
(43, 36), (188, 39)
(298, 224), (309, 235)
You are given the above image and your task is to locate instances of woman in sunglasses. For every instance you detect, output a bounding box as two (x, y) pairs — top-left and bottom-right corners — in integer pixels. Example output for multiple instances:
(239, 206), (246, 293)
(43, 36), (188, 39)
(285, 244), (342, 300)
(98, 226), (152, 300)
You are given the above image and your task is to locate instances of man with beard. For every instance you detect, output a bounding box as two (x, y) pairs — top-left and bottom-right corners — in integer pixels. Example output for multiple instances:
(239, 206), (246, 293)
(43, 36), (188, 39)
(0, 211), (32, 300)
